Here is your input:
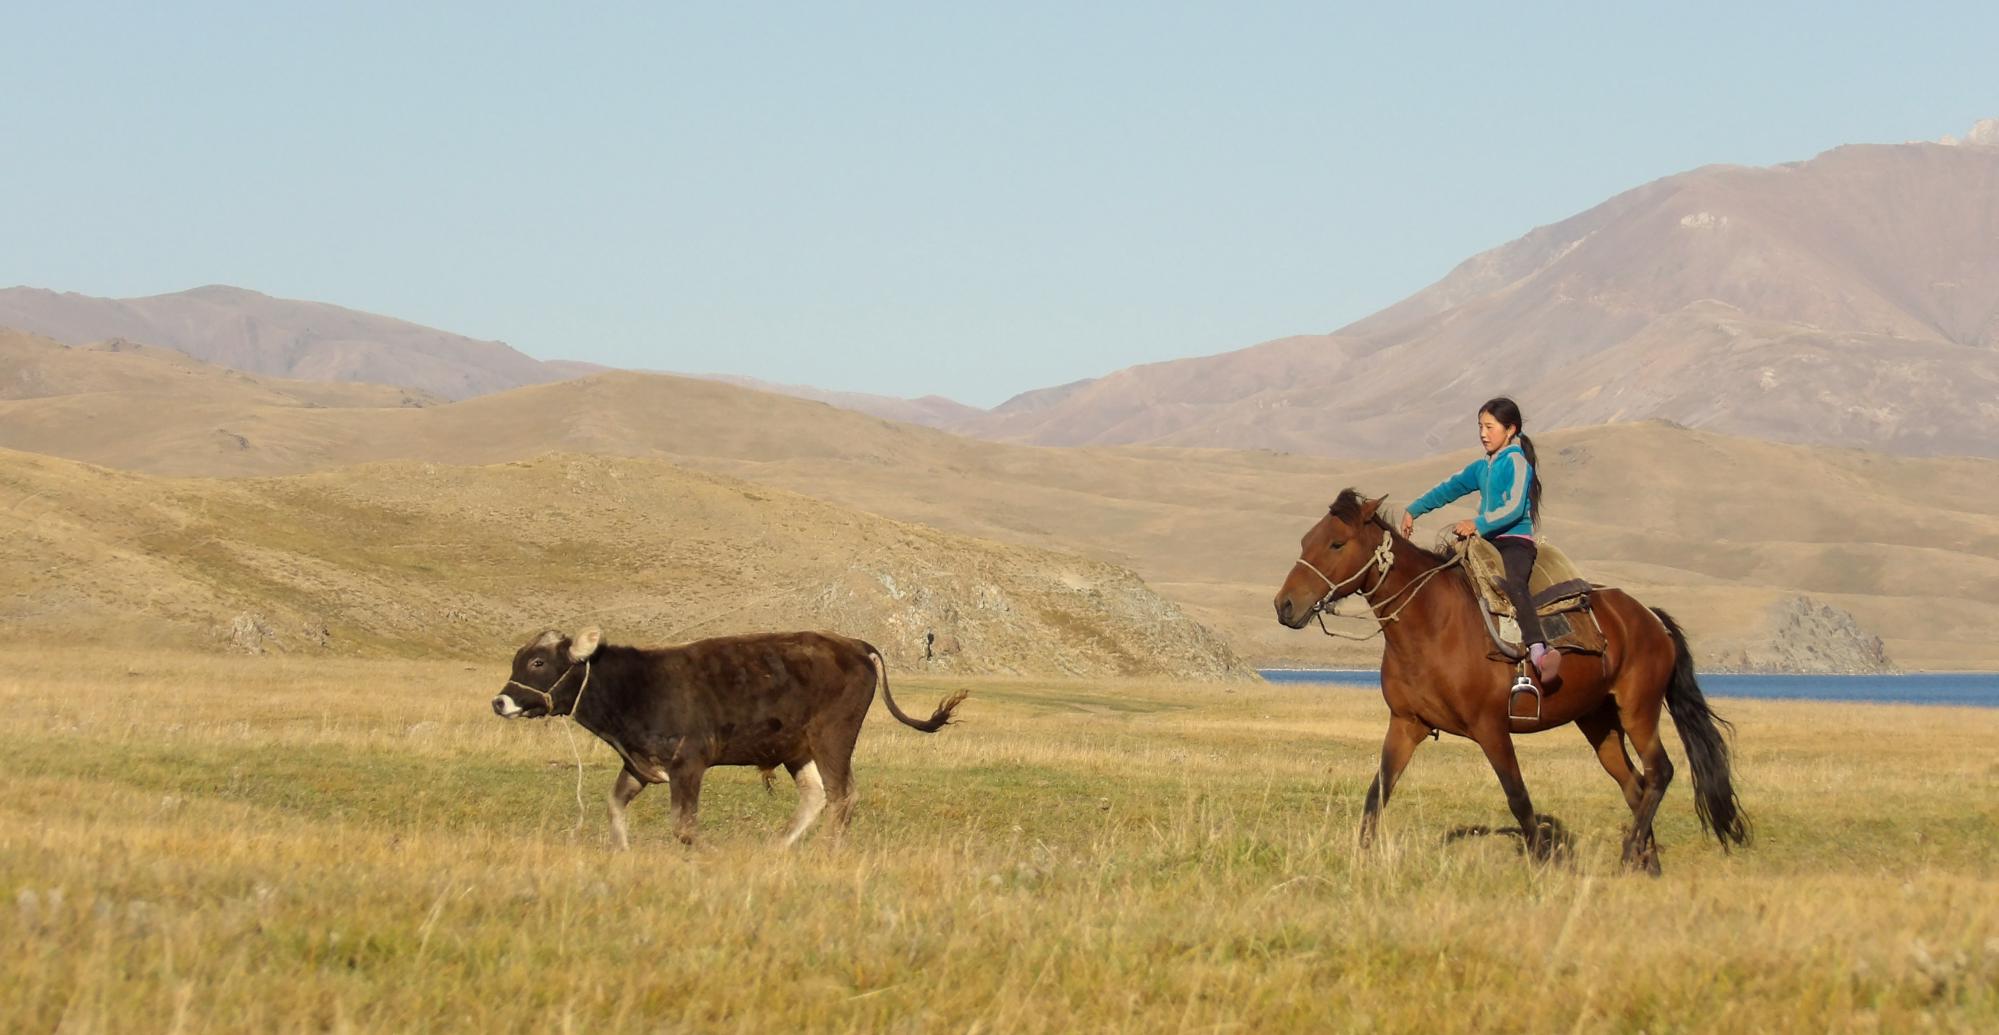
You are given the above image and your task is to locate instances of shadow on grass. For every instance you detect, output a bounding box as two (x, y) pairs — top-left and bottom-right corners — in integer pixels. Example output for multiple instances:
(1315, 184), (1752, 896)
(1443, 812), (1577, 864)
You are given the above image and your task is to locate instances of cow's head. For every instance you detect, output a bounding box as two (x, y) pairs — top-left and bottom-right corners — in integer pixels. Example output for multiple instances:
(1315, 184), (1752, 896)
(491, 627), (602, 718)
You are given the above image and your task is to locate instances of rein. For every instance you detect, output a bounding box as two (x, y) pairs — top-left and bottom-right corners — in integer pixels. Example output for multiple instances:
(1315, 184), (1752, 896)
(1295, 532), (1461, 641)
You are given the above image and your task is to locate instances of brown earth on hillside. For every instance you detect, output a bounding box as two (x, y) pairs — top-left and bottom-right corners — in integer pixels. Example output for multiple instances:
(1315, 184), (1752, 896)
(955, 127), (1999, 459)
(3, 347), (1994, 671)
(0, 449), (1247, 680)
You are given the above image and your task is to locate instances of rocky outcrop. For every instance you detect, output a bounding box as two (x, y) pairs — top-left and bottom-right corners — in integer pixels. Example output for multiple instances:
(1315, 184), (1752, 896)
(1729, 596), (1896, 674)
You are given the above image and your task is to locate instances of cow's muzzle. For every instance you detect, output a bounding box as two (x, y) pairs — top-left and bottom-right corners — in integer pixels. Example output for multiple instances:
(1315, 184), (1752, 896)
(491, 694), (526, 718)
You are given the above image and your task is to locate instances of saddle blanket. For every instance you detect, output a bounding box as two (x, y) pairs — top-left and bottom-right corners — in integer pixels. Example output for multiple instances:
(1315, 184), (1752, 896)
(1456, 536), (1608, 659)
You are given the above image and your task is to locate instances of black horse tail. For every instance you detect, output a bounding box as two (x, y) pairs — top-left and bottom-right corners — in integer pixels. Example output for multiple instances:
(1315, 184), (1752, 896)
(1652, 608), (1751, 849)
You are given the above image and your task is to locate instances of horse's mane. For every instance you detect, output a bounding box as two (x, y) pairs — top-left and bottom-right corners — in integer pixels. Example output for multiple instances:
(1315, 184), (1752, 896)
(1329, 486), (1452, 566)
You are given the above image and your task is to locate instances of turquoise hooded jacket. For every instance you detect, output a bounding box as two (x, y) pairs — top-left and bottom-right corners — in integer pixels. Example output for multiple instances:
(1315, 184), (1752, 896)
(1405, 442), (1535, 539)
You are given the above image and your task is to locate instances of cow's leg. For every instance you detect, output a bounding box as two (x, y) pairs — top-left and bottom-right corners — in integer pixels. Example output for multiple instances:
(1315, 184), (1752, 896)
(666, 764), (705, 846)
(810, 722), (863, 840)
(818, 755), (855, 840)
(779, 760), (827, 848)
(607, 764), (647, 851)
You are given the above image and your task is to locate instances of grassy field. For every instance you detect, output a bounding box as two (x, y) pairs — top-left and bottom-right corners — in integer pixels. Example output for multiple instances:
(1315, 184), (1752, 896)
(3, 649), (1995, 1033)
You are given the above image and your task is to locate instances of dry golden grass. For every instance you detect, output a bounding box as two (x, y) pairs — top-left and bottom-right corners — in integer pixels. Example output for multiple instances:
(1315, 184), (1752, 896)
(0, 448), (1245, 679)
(4, 649), (1994, 1033)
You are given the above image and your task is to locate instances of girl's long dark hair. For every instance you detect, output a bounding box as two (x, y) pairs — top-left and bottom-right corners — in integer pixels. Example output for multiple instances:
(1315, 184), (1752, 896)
(1480, 396), (1540, 526)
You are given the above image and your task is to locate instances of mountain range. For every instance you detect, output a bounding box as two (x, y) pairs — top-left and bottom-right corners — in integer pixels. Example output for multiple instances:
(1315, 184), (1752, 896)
(6, 126), (1997, 458)
(0, 284), (556, 401)
(958, 135), (1999, 457)
(8, 124), (1999, 673)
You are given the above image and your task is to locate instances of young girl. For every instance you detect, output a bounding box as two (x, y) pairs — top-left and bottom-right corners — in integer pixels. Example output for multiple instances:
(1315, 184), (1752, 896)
(1398, 397), (1559, 682)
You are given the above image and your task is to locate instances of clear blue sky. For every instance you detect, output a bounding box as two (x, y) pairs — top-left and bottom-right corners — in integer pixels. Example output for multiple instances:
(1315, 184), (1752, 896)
(3, 2), (1993, 405)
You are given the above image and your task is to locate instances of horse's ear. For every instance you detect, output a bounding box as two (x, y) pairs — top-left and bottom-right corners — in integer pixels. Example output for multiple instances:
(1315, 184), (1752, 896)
(1360, 495), (1388, 527)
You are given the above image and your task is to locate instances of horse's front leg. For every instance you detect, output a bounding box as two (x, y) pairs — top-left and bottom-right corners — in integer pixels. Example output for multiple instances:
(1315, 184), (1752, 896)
(1472, 721), (1552, 860)
(1359, 714), (1432, 848)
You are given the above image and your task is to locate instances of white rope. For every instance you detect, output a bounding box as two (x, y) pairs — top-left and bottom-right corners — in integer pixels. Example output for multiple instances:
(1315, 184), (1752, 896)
(561, 722), (587, 836)
(1304, 535), (1461, 641)
(509, 661), (595, 836)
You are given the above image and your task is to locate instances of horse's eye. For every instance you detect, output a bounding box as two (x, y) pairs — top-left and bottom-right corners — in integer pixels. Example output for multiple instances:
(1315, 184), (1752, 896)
(1327, 541), (1345, 551)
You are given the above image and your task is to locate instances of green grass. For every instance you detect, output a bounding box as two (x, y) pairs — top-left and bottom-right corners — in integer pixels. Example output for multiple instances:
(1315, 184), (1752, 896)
(3, 649), (1996, 1033)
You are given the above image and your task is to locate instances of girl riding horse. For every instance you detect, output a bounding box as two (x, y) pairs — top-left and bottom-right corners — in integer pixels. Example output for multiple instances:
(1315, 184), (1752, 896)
(1400, 397), (1559, 683)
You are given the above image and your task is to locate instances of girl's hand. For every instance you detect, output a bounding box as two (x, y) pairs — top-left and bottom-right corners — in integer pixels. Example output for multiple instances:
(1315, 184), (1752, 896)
(1399, 513), (1414, 537)
(1452, 519), (1477, 538)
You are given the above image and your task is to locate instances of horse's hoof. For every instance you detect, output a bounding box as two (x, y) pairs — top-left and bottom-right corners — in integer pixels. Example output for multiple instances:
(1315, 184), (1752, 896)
(1622, 841), (1662, 876)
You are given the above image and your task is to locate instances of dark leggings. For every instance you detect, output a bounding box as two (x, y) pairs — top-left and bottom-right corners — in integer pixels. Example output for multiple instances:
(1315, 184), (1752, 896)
(1493, 537), (1546, 646)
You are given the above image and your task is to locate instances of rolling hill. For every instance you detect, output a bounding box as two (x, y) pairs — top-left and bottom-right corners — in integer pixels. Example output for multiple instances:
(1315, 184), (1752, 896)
(0, 447), (1247, 679)
(4, 346), (1995, 671)
(0, 285), (562, 400)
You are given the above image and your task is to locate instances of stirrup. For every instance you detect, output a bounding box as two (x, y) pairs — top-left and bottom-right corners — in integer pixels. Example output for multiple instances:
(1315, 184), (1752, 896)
(1507, 669), (1542, 724)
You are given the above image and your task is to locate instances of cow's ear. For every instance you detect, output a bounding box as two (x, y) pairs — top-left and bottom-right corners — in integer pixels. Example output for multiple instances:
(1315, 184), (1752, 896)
(568, 627), (602, 663)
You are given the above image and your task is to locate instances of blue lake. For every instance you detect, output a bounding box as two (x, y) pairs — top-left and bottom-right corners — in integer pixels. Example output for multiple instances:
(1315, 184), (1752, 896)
(1258, 669), (1999, 708)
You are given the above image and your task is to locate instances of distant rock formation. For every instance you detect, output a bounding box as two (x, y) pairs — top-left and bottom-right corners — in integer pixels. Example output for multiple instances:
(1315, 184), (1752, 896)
(1730, 596), (1896, 674)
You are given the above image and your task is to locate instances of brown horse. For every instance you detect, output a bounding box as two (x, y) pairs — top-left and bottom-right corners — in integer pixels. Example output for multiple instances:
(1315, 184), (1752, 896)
(1271, 489), (1748, 873)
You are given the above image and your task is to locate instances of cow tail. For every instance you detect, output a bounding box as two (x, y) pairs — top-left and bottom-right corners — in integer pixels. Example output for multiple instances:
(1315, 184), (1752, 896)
(865, 646), (967, 732)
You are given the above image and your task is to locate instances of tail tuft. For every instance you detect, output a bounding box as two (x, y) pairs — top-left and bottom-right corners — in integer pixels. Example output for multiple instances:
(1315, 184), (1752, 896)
(865, 646), (968, 732)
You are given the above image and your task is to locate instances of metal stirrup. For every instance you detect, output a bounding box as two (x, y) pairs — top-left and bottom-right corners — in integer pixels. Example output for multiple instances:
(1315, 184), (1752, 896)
(1507, 665), (1542, 723)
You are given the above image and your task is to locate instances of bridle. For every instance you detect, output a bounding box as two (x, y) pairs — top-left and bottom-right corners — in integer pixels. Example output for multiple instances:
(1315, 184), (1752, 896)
(506, 660), (593, 717)
(1292, 535), (1396, 613)
(1292, 526), (1462, 641)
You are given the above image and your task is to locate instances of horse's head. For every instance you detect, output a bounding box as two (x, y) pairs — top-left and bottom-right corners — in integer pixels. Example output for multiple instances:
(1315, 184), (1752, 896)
(1273, 489), (1391, 629)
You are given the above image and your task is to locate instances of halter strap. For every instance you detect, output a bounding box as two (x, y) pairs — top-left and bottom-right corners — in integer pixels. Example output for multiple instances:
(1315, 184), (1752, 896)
(1292, 535), (1397, 611)
(507, 660), (592, 717)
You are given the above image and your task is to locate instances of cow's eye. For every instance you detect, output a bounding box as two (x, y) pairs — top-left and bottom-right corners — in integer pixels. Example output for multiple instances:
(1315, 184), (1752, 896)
(530, 659), (545, 669)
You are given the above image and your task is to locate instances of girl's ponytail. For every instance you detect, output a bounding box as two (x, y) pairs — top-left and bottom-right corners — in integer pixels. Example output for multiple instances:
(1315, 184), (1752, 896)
(1517, 432), (1542, 527)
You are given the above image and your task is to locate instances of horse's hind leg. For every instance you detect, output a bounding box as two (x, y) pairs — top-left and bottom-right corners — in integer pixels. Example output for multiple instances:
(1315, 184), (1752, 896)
(1619, 700), (1675, 876)
(1360, 715), (1431, 848)
(1471, 723), (1552, 861)
(1578, 704), (1653, 871)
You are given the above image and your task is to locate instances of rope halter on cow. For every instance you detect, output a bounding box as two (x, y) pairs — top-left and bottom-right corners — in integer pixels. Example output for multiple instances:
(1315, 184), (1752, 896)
(507, 660), (593, 718)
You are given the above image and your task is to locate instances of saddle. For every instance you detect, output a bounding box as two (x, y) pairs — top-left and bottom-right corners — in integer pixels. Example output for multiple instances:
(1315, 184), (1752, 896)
(1453, 536), (1607, 662)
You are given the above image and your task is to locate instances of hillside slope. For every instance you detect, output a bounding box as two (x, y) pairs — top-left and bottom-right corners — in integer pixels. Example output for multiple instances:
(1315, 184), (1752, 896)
(0, 449), (1247, 680)
(3, 354), (1995, 670)
(0, 285), (561, 400)
(958, 134), (1999, 458)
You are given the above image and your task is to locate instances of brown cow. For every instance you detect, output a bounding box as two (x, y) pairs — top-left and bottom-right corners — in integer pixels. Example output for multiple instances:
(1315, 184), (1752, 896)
(490, 628), (967, 848)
